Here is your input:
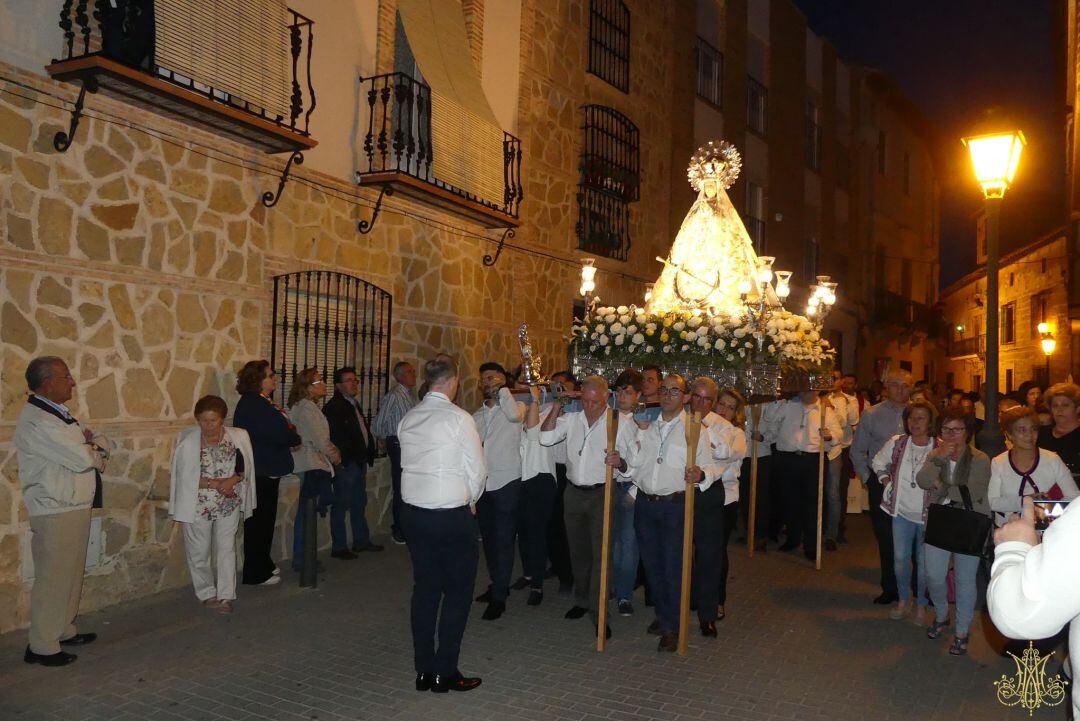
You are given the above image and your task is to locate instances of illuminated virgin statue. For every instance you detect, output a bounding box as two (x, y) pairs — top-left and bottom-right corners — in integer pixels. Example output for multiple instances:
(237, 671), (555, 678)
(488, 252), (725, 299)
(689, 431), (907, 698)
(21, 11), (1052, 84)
(647, 141), (770, 316)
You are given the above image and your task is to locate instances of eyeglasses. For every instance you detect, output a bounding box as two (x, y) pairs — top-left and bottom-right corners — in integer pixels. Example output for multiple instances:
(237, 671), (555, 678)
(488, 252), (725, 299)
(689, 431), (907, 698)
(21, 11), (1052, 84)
(941, 426), (966, 434)
(659, 387), (684, 397)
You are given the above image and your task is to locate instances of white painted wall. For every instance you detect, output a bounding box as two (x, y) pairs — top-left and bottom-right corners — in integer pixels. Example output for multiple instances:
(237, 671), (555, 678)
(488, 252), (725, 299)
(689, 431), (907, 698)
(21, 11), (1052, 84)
(0, 0), (65, 73)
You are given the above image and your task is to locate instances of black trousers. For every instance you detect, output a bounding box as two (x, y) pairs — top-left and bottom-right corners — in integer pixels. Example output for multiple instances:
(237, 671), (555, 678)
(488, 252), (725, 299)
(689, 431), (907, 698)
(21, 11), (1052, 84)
(242, 476), (280, 584)
(518, 473), (556, 589)
(401, 503), (479, 677)
(476, 479), (521, 602)
(717, 500), (739, 605)
(838, 448), (853, 539)
(693, 482), (725, 624)
(866, 472), (898, 597)
(546, 463), (574, 586)
(738, 455), (772, 540)
(386, 436), (404, 537)
(775, 451), (822, 550)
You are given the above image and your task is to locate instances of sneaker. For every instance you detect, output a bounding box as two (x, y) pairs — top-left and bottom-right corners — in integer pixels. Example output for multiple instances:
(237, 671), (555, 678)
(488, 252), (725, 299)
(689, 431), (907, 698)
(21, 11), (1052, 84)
(617, 599), (633, 617)
(392, 529), (406, 545)
(510, 576), (531, 591)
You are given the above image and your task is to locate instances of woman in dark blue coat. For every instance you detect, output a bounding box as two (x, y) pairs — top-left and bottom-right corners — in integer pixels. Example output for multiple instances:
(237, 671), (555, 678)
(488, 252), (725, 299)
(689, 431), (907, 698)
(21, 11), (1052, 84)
(233, 360), (301, 585)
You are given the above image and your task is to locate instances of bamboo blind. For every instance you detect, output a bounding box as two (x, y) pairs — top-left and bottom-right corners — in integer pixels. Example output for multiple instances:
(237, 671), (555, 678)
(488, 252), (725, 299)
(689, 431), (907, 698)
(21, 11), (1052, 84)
(154, 0), (291, 121)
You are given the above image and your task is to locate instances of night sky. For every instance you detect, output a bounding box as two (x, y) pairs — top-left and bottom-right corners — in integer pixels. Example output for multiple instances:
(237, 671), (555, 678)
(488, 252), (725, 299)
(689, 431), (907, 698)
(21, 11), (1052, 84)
(793, 0), (1065, 289)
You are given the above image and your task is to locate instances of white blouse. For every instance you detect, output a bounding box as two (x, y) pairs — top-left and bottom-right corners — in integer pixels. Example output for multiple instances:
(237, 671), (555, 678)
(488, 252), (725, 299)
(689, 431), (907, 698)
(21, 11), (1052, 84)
(988, 449), (1080, 526)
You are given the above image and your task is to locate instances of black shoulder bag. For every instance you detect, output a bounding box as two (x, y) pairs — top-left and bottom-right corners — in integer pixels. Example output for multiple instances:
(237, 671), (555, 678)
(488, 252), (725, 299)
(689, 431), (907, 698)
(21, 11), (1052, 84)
(924, 485), (993, 557)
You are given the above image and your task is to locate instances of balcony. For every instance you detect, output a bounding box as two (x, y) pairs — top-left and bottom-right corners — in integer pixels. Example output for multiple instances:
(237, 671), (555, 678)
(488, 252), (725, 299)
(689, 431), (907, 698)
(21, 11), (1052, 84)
(356, 72), (522, 229)
(46, 0), (316, 154)
(871, 290), (947, 338)
(948, 335), (982, 359)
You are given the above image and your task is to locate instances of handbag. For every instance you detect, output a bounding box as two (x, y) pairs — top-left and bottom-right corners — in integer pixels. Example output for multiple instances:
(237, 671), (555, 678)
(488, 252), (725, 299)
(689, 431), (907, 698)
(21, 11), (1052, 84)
(924, 485), (993, 557)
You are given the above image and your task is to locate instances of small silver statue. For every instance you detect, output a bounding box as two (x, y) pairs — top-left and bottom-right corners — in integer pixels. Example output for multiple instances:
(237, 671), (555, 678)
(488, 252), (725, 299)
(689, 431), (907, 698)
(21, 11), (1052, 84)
(518, 323), (548, 387)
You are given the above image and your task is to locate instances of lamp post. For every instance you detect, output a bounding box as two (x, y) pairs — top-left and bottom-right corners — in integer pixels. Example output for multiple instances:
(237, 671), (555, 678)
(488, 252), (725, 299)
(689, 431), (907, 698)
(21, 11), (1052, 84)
(962, 117), (1026, 456)
(1038, 322), (1056, 383)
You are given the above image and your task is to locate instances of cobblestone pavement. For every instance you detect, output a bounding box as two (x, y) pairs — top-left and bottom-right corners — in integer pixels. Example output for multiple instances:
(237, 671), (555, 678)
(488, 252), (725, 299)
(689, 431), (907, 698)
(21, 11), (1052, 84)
(0, 516), (1055, 721)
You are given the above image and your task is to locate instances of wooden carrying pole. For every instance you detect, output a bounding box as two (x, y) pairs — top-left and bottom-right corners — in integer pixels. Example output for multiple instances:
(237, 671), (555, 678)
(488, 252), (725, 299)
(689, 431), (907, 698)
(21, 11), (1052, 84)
(596, 407), (618, 652)
(815, 394), (826, 571)
(748, 404), (762, 558)
(678, 411), (702, 656)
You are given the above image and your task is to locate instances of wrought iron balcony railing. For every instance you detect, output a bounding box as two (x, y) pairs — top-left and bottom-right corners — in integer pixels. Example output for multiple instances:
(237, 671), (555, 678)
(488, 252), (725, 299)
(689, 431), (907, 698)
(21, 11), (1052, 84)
(948, 335), (982, 358)
(357, 72), (522, 226)
(48, 0), (316, 153)
(872, 290), (946, 339)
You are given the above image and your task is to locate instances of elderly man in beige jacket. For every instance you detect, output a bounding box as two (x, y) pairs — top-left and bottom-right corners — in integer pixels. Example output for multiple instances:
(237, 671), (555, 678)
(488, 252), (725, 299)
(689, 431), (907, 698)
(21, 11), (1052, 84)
(14, 356), (109, 667)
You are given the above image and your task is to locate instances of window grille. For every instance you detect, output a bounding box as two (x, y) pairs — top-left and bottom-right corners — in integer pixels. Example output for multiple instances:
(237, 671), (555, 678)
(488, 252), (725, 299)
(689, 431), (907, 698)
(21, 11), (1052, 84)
(270, 271), (392, 429)
(588, 0), (631, 92)
(747, 76), (767, 135)
(696, 37), (723, 106)
(577, 104), (640, 260)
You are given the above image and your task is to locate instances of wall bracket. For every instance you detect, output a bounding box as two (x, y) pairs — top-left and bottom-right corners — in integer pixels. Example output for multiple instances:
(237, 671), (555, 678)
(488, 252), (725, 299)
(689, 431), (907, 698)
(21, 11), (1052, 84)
(53, 78), (97, 153)
(358, 184), (394, 234)
(261, 151), (305, 208)
(482, 227), (516, 267)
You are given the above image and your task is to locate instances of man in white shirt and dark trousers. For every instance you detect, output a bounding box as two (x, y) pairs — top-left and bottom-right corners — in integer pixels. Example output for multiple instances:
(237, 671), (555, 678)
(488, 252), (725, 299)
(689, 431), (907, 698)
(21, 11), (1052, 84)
(514, 385), (557, 605)
(774, 392), (842, 561)
(472, 362), (525, 621)
(825, 371), (860, 551)
(540, 375), (635, 639)
(398, 356), (485, 694)
(612, 374), (720, 651)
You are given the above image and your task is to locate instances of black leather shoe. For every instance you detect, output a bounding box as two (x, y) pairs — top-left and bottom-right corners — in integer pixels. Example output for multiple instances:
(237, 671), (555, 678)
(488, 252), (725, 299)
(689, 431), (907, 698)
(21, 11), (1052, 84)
(657, 632), (677, 652)
(24, 647), (77, 666)
(330, 549), (358, 560)
(592, 622), (612, 640)
(431, 672), (482, 693)
(510, 576), (531, 591)
(700, 621), (717, 638)
(564, 606), (588, 619)
(527, 590), (543, 606)
(59, 633), (97, 646)
(481, 601), (505, 621)
(646, 619), (661, 636)
(352, 542), (384, 553)
(415, 672), (433, 691)
(873, 592), (899, 605)
(475, 588), (493, 603)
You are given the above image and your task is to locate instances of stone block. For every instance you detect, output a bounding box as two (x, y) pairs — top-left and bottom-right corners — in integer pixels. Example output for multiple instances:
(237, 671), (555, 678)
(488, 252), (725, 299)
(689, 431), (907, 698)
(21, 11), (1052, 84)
(128, 455), (152, 484)
(193, 231), (218, 276)
(121, 368), (164, 417)
(86, 322), (115, 349)
(84, 145), (126, 178)
(149, 350), (171, 379)
(0, 483), (11, 525)
(115, 236), (146, 266)
(0, 104), (31, 152)
(60, 180), (92, 206)
(107, 284), (137, 330)
(96, 177), (129, 201)
(143, 185), (169, 219)
(107, 127), (135, 162)
(134, 159), (166, 184)
(38, 197), (73, 255)
(91, 203), (139, 231)
(213, 298), (235, 330)
(142, 303), (175, 346)
(119, 544), (168, 597)
(35, 308), (77, 341)
(103, 517), (131, 556)
(120, 334), (143, 362)
(171, 197), (197, 229)
(172, 168), (210, 200)
(175, 294), (207, 333)
(84, 373), (119, 420)
(37, 276), (72, 308)
(76, 217), (111, 261)
(1, 302), (37, 353)
(218, 251), (244, 281)
(5, 212), (33, 250)
(208, 179), (247, 215)
(15, 156), (50, 190)
(103, 480), (144, 511)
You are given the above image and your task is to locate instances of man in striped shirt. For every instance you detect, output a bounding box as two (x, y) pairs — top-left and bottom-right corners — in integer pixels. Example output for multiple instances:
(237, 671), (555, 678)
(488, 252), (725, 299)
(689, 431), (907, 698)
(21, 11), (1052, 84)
(374, 361), (419, 544)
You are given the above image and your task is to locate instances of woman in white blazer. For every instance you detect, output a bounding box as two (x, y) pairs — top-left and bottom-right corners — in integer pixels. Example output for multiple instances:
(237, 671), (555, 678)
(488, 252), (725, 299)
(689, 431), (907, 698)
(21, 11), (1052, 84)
(170, 395), (256, 613)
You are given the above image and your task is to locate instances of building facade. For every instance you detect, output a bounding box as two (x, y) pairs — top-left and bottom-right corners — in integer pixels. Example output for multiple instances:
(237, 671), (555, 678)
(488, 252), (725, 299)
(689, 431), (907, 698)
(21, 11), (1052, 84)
(694, 0), (942, 381)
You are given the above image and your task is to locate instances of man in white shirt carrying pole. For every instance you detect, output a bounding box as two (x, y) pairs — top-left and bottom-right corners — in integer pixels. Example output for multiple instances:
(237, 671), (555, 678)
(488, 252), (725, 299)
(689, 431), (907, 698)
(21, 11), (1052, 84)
(825, 370), (860, 551)
(398, 356), (485, 694)
(609, 374), (720, 652)
(472, 362), (526, 621)
(539, 375), (634, 640)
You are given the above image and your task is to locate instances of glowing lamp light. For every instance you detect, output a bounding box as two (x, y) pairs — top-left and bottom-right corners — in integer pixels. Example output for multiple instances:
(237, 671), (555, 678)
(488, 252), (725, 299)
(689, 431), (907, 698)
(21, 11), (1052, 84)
(737, 279), (752, 296)
(955, 323), (965, 333)
(1037, 322), (1050, 335)
(1042, 337), (1057, 356)
(757, 256), (775, 285)
(580, 259), (597, 296)
(962, 129), (1026, 200)
(644, 282), (654, 304)
(774, 270), (792, 299)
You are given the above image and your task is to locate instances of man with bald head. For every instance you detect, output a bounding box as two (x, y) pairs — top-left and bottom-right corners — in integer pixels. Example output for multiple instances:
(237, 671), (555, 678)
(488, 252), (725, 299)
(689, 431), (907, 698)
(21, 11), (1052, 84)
(851, 368), (913, 605)
(15, 356), (109, 667)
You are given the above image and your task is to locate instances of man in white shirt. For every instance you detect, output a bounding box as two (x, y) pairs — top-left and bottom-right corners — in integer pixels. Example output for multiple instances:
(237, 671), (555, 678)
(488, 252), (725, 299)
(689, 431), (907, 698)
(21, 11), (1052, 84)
(539, 375), (635, 639)
(611, 374), (719, 651)
(545, 371), (577, 594)
(825, 371), (861, 550)
(15, 357), (108, 667)
(740, 400), (781, 548)
(836, 373), (861, 544)
(773, 392), (842, 561)
(472, 362), (525, 621)
(514, 385), (557, 606)
(397, 356), (485, 694)
(687, 377), (737, 634)
(611, 369), (644, 617)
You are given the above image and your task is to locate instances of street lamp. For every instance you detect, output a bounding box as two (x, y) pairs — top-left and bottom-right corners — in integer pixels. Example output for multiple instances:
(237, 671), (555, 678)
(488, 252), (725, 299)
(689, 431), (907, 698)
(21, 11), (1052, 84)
(1038, 321), (1056, 382)
(963, 114), (1026, 456)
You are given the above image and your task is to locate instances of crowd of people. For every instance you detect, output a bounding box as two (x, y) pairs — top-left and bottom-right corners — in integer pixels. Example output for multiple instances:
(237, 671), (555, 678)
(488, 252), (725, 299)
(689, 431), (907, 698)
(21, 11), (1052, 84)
(11, 354), (1080, 699)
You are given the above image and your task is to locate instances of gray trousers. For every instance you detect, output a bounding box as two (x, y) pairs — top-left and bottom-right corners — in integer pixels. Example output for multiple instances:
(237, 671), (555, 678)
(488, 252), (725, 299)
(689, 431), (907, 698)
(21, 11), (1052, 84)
(28, 507), (91, 654)
(563, 483), (607, 620)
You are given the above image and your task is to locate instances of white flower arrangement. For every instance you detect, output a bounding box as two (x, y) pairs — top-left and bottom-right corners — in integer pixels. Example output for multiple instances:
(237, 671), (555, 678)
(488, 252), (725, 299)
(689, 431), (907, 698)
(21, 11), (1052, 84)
(571, 304), (834, 373)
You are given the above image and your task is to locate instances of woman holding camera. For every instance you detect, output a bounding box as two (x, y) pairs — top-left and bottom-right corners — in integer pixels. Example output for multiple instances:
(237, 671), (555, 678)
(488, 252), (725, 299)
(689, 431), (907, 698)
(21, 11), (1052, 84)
(988, 407), (1079, 528)
(916, 409), (990, 656)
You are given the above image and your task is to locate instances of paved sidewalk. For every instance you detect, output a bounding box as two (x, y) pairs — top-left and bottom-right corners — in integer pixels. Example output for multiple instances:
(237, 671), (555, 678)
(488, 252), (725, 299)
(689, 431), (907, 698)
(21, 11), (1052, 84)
(0, 517), (1047, 720)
